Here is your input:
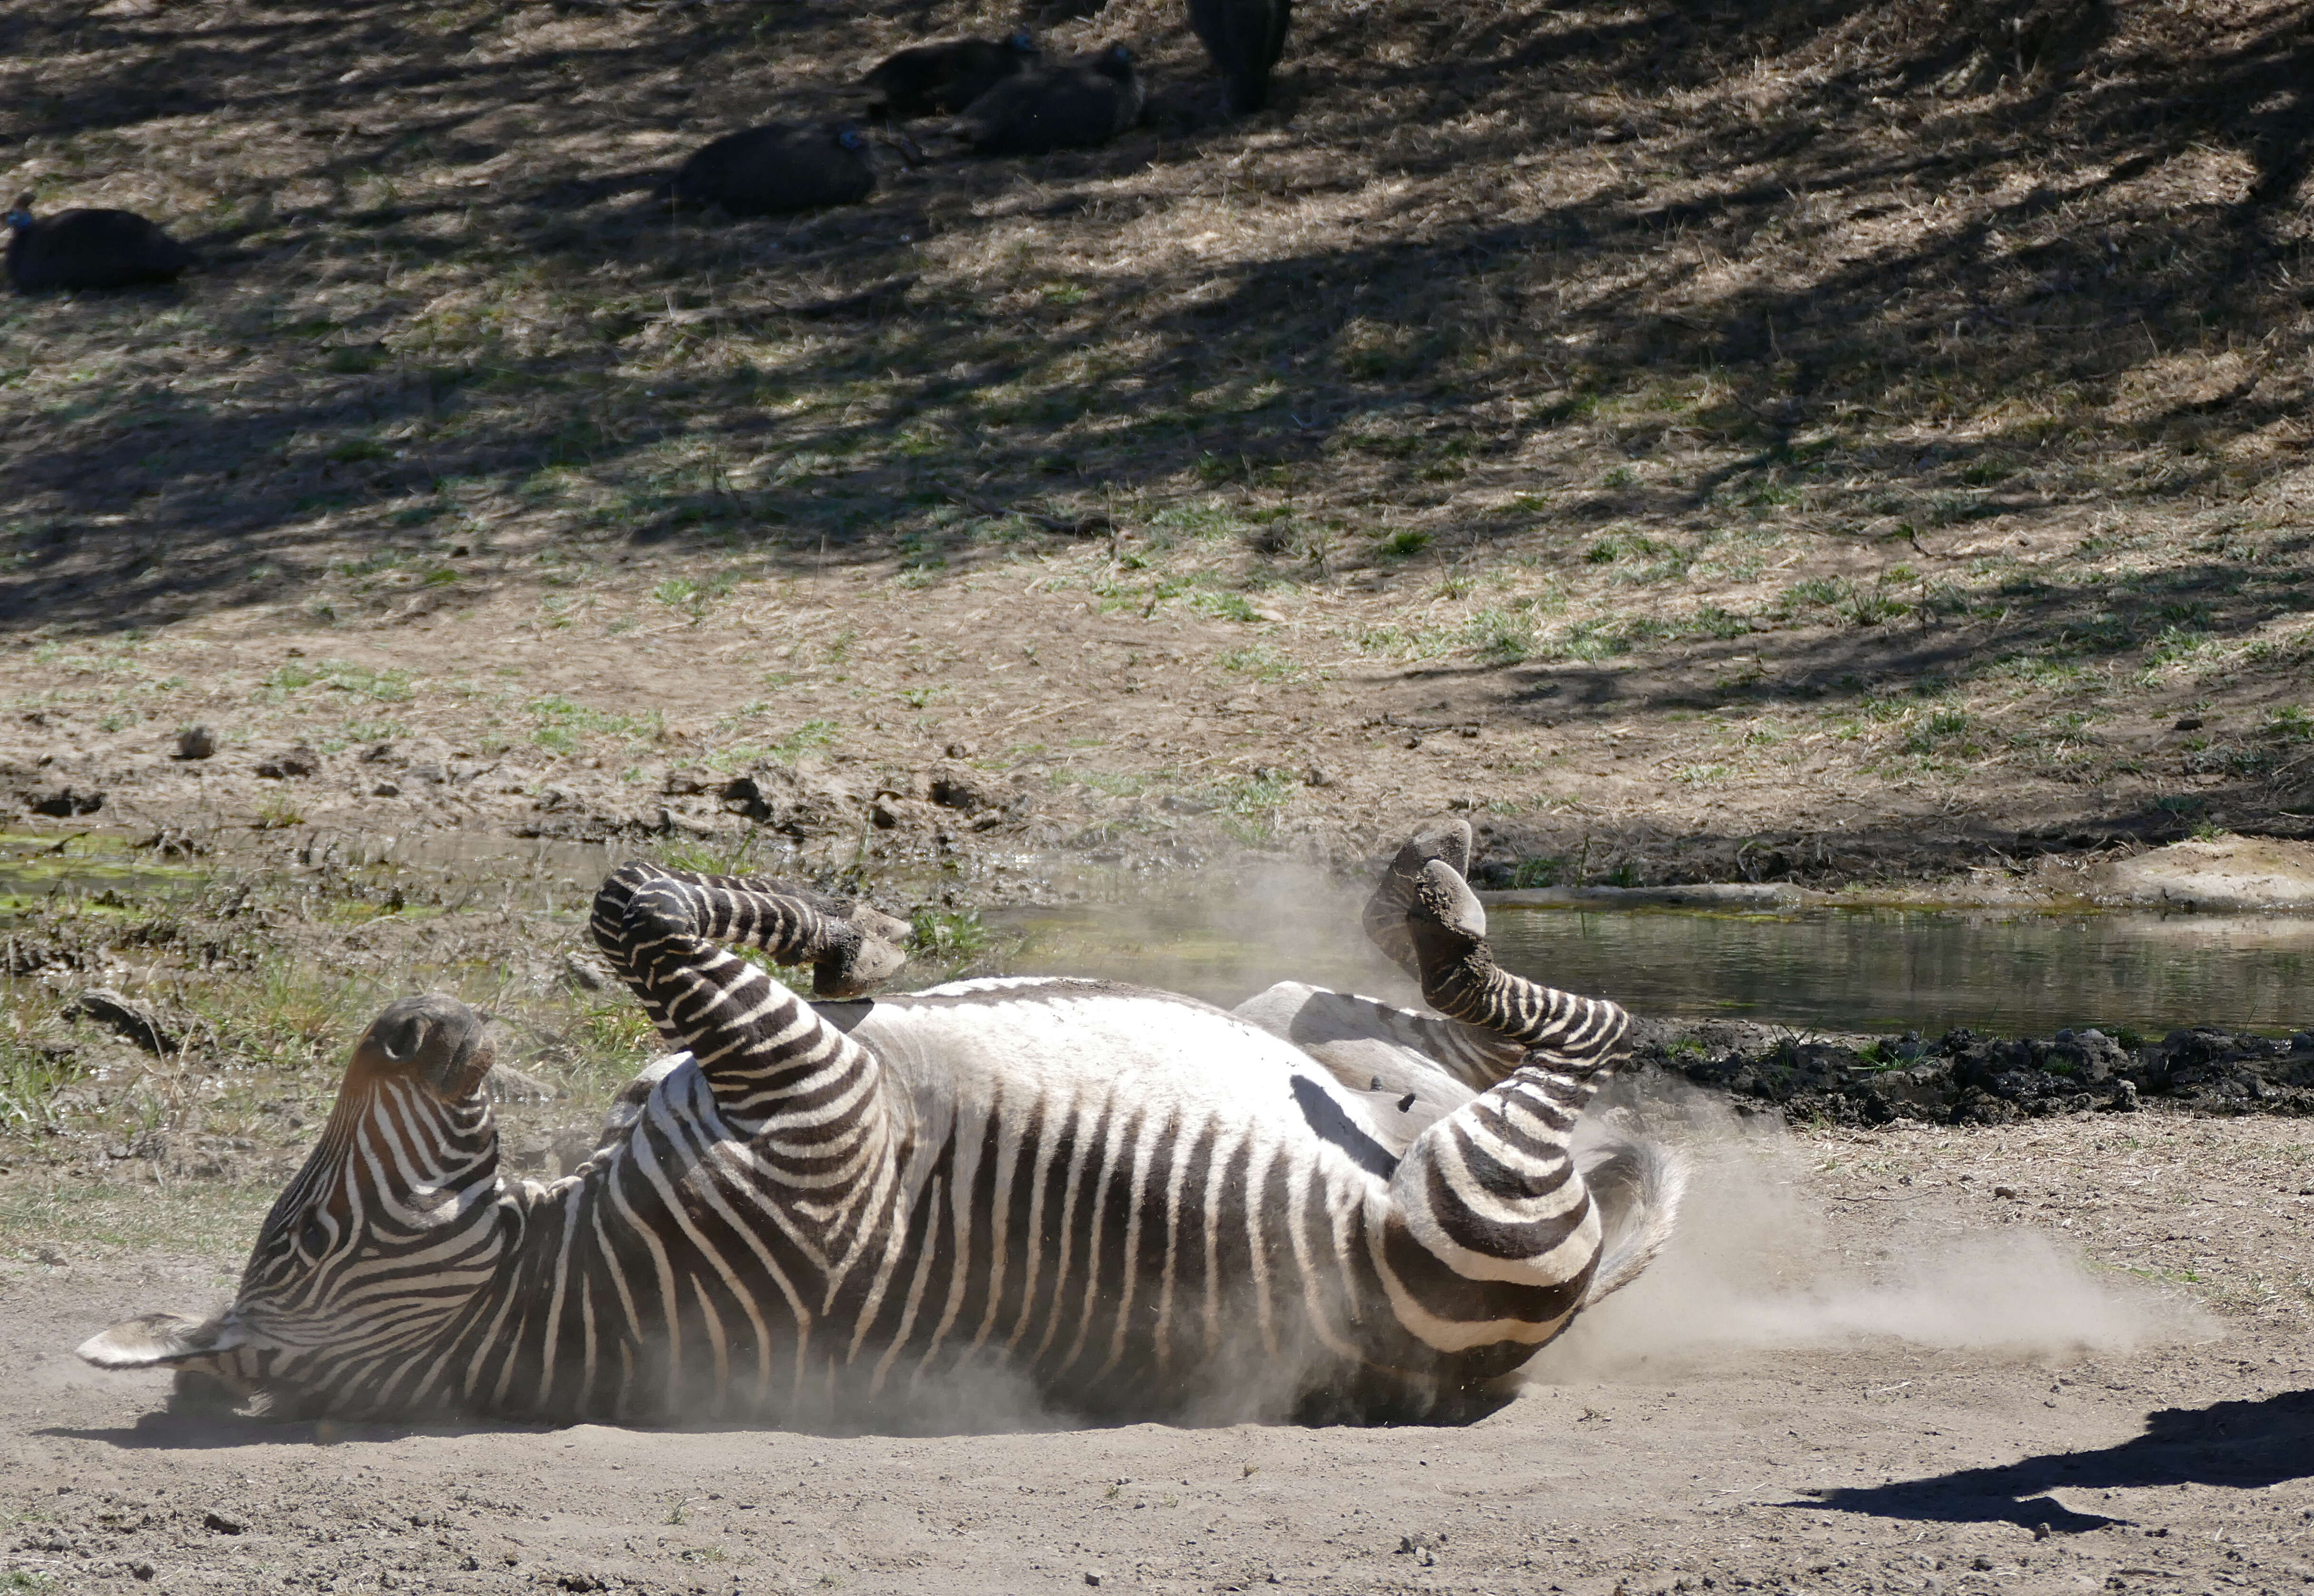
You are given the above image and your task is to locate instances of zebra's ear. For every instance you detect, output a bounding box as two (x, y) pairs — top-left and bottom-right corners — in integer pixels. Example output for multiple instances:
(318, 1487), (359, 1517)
(76, 1311), (247, 1370)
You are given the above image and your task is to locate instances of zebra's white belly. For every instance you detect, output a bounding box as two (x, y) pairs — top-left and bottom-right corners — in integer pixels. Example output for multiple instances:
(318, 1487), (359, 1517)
(849, 979), (1401, 1182)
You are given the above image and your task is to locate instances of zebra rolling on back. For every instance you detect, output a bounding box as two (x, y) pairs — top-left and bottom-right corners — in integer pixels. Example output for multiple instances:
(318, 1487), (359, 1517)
(78, 822), (1685, 1427)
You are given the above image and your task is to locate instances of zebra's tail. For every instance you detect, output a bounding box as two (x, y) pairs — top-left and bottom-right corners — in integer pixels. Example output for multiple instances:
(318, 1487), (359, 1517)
(1577, 1132), (1689, 1308)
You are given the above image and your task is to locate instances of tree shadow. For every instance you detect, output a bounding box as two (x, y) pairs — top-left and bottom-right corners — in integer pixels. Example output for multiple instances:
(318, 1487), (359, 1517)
(2, 0), (2309, 637)
(1788, 1387), (2314, 1533)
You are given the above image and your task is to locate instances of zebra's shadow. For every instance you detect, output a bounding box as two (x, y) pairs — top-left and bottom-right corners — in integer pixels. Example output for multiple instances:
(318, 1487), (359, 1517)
(37, 1412), (560, 1450)
(42, 1381), (1514, 1448)
(1783, 1386), (2314, 1534)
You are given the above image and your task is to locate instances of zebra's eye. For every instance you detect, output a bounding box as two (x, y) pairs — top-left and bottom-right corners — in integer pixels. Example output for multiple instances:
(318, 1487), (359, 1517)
(298, 1214), (331, 1257)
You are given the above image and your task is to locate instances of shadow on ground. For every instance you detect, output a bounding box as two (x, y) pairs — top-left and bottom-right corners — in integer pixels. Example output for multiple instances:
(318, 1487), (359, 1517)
(1791, 1387), (2314, 1533)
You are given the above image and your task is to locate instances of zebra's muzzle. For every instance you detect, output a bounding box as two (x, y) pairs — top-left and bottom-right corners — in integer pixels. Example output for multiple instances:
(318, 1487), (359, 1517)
(354, 993), (496, 1101)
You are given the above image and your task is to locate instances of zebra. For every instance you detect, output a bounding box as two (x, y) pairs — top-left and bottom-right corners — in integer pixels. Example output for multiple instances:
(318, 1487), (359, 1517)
(78, 821), (1684, 1428)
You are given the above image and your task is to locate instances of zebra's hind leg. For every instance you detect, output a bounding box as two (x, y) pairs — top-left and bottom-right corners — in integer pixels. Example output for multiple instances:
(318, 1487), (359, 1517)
(1402, 858), (1628, 1071)
(1370, 855), (1653, 1358)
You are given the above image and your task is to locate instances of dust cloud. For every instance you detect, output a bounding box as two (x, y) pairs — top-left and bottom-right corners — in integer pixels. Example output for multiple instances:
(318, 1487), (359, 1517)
(1539, 1085), (2211, 1379)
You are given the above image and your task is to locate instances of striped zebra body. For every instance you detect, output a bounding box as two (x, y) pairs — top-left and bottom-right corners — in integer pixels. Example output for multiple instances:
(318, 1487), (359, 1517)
(77, 827), (1684, 1427)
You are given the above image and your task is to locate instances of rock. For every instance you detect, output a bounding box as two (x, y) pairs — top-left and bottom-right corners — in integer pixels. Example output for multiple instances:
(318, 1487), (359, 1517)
(482, 1062), (560, 1103)
(203, 1509), (245, 1535)
(131, 1562), (156, 1582)
(928, 764), (1001, 814)
(173, 725), (215, 760)
(2086, 837), (2314, 911)
(23, 783), (103, 816)
(873, 793), (947, 831)
(1083, 1573), (1103, 1588)
(70, 987), (184, 1055)
(718, 764), (864, 836)
(254, 744), (321, 779)
(551, 1126), (602, 1178)
(562, 951), (610, 992)
(360, 741), (396, 763)
(371, 780), (402, 797)
(557, 1575), (605, 1593)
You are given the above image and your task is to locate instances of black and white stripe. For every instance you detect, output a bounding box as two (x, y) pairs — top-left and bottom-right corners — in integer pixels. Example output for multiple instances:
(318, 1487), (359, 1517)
(80, 835), (1682, 1427)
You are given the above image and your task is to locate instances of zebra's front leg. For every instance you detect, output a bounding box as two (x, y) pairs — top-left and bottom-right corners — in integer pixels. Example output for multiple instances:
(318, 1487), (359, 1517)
(1374, 856), (1632, 1357)
(591, 860), (909, 1009)
(588, 864), (908, 1134)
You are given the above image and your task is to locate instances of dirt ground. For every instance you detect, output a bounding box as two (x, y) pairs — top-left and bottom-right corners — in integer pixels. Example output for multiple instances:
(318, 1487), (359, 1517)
(2, 1103), (2307, 1595)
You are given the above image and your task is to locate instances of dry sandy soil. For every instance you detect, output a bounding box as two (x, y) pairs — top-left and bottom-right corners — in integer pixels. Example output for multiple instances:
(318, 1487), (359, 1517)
(2, 1098), (2308, 1596)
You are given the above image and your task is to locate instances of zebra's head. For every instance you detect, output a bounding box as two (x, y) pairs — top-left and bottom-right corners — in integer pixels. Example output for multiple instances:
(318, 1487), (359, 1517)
(76, 994), (513, 1419)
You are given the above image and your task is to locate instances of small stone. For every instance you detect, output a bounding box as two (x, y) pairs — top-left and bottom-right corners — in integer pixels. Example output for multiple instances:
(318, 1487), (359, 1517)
(1083, 1573), (1103, 1588)
(2032, 1523), (2050, 1540)
(929, 765), (1000, 813)
(255, 744), (321, 780)
(1971, 1556), (1994, 1571)
(174, 725), (215, 760)
(71, 988), (183, 1055)
(371, 780), (401, 797)
(1303, 765), (1332, 787)
(2173, 715), (2203, 731)
(204, 1508), (245, 1535)
(131, 1563), (157, 1582)
(1993, 1185), (2018, 1200)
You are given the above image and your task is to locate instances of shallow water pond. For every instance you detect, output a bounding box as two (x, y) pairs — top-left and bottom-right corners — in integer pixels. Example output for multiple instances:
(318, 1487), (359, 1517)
(994, 892), (2314, 1038)
(7, 829), (2310, 1038)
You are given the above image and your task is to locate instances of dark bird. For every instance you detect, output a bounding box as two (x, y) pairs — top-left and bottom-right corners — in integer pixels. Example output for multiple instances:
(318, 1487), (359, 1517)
(667, 123), (875, 216)
(1189, 0), (1291, 113)
(863, 32), (1040, 120)
(958, 45), (1144, 157)
(4, 193), (194, 293)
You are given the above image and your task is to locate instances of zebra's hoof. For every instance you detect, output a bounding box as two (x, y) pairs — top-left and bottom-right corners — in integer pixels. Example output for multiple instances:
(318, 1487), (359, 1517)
(1363, 819), (1475, 980)
(1411, 858), (1487, 945)
(812, 931), (909, 999)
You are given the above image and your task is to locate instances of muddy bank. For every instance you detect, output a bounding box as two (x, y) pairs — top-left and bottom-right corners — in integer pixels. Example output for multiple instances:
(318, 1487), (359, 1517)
(13, 710), (2314, 911)
(1634, 1020), (2314, 1126)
